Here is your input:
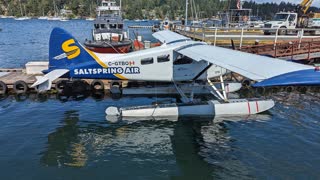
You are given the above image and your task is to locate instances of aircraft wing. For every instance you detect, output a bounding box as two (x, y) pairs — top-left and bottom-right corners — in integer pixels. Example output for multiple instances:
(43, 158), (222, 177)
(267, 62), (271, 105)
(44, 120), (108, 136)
(153, 30), (190, 44)
(153, 30), (313, 82)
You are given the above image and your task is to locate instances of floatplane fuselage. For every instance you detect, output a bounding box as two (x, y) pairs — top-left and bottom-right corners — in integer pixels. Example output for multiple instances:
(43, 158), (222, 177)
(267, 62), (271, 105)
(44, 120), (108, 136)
(46, 28), (227, 83)
(32, 28), (275, 120)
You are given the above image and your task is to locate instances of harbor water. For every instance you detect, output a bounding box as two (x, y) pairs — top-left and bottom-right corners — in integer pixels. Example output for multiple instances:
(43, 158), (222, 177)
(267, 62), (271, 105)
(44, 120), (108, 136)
(0, 19), (320, 179)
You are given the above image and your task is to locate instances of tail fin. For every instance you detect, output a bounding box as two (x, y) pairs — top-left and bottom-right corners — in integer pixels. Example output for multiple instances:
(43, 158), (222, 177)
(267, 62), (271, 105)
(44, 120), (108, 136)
(49, 27), (97, 70)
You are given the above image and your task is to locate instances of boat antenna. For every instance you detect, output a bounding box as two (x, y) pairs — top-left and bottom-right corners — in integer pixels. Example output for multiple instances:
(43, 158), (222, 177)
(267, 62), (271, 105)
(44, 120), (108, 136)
(120, 0), (122, 17)
(185, 0), (188, 27)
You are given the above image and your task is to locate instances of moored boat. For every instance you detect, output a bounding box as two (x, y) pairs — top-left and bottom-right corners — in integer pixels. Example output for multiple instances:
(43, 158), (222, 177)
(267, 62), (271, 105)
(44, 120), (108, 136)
(84, 0), (132, 53)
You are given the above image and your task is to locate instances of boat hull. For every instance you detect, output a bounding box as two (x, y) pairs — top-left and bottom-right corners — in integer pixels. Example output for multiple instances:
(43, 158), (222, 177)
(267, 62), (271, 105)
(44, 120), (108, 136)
(84, 40), (132, 53)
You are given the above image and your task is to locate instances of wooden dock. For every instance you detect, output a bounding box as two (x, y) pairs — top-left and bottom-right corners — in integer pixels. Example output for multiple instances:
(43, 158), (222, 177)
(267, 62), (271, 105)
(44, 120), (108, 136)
(0, 69), (119, 94)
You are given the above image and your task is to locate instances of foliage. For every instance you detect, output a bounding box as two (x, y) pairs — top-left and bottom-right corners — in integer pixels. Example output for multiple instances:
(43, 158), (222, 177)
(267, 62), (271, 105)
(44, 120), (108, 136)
(0, 0), (319, 19)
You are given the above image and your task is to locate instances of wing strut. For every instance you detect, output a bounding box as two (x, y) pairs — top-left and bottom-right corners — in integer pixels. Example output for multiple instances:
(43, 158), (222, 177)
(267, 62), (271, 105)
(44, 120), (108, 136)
(207, 76), (229, 102)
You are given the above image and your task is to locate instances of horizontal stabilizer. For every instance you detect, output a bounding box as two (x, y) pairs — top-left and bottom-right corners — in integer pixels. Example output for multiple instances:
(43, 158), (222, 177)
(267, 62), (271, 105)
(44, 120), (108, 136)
(31, 69), (69, 92)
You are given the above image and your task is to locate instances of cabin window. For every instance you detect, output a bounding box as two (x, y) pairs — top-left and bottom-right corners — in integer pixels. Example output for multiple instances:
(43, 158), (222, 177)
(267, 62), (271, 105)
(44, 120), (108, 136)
(110, 24), (117, 29)
(141, 57), (154, 65)
(118, 24), (124, 29)
(157, 55), (170, 63)
(94, 24), (99, 29)
(101, 24), (106, 28)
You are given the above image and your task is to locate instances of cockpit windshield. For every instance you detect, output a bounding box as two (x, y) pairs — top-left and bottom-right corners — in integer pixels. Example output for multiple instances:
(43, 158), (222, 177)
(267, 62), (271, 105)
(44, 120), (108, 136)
(272, 14), (289, 21)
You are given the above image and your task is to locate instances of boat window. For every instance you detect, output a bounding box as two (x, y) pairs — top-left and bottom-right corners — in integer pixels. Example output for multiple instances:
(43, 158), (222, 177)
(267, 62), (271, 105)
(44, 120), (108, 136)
(174, 55), (193, 65)
(118, 24), (123, 29)
(157, 55), (170, 63)
(94, 24), (100, 29)
(141, 57), (154, 65)
(101, 24), (105, 28)
(110, 24), (117, 29)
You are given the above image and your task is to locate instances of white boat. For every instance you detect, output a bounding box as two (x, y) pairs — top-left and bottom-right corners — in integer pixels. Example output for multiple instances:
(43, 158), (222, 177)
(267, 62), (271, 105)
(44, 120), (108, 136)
(38, 16), (48, 20)
(106, 99), (275, 118)
(47, 16), (61, 21)
(86, 17), (95, 21)
(60, 17), (70, 21)
(14, 16), (31, 20)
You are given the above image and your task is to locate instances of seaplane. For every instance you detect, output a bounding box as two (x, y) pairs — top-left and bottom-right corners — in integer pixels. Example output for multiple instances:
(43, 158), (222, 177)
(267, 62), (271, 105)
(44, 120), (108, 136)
(32, 27), (317, 119)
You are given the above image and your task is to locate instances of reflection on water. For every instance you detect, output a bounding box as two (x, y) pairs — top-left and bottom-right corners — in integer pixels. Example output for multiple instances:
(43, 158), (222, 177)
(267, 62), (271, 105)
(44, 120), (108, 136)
(0, 89), (319, 178)
(40, 111), (88, 167)
(40, 108), (271, 179)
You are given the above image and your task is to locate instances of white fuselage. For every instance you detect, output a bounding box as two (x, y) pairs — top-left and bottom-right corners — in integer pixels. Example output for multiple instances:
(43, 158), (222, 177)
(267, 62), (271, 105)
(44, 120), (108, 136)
(94, 42), (227, 81)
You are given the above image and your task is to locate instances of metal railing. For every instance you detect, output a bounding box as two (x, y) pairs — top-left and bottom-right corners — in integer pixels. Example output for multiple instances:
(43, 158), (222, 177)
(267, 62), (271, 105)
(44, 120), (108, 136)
(173, 25), (320, 49)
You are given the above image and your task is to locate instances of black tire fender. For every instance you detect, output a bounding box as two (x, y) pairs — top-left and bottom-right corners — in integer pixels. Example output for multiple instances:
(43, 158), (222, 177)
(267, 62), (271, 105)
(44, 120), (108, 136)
(55, 80), (67, 93)
(13, 80), (28, 94)
(0, 81), (7, 95)
(91, 79), (105, 91)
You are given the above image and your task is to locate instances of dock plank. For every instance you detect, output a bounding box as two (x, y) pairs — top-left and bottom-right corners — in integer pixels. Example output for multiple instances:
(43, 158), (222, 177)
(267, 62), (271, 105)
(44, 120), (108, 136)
(0, 72), (36, 85)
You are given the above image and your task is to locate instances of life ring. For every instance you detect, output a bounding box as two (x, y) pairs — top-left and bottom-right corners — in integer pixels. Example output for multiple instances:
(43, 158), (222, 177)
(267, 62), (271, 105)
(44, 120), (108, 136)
(13, 80), (28, 94)
(0, 81), (7, 95)
(55, 80), (68, 94)
(91, 80), (104, 91)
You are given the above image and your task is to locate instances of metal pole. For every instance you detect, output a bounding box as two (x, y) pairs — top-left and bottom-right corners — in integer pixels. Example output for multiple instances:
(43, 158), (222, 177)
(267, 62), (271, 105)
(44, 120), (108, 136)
(298, 29), (304, 49)
(202, 27), (205, 41)
(185, 0), (188, 28)
(240, 28), (244, 49)
(214, 28), (217, 46)
(274, 28), (279, 50)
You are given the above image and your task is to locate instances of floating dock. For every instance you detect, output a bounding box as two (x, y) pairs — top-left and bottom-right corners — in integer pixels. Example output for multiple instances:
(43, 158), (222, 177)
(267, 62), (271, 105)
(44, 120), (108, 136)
(0, 63), (115, 94)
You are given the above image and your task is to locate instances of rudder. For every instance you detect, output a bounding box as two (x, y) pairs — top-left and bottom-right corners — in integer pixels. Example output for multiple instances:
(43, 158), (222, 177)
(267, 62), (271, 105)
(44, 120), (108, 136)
(49, 27), (96, 70)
